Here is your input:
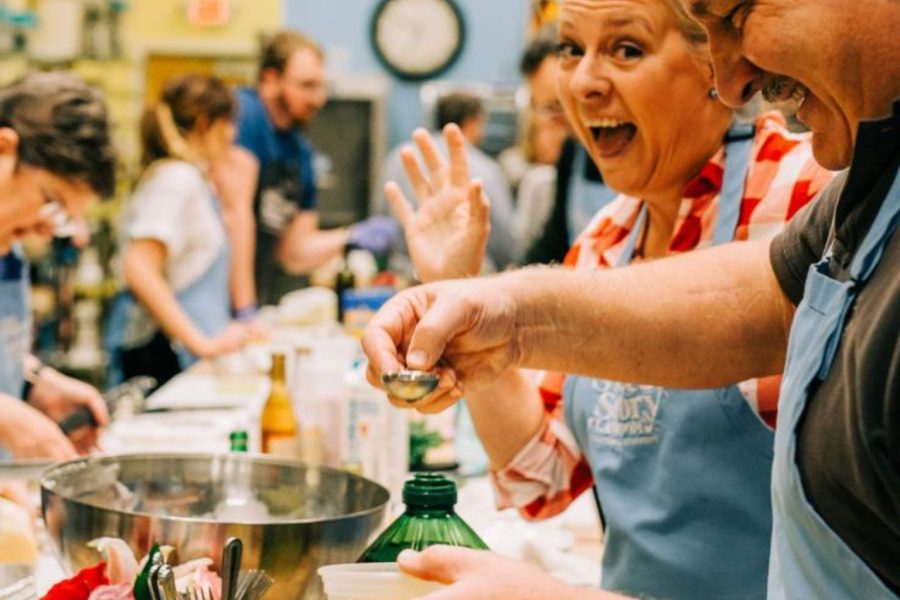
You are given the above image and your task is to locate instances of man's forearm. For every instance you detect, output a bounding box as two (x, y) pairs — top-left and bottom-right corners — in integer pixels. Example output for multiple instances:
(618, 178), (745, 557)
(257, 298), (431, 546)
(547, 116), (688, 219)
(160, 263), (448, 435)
(278, 227), (350, 274)
(509, 240), (792, 388)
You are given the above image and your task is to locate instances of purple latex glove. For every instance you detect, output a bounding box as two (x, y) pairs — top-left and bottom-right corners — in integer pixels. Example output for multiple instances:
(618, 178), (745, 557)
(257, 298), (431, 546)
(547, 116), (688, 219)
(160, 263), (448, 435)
(348, 216), (399, 255)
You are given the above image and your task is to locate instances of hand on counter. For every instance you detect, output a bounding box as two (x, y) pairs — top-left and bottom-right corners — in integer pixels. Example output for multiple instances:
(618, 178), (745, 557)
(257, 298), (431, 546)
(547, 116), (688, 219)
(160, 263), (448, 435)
(384, 123), (490, 283)
(399, 546), (631, 600)
(0, 394), (78, 461)
(193, 321), (252, 359)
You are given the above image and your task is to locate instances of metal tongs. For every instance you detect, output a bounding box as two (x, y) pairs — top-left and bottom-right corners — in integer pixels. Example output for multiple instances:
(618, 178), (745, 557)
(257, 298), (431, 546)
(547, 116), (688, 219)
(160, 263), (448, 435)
(148, 561), (178, 600)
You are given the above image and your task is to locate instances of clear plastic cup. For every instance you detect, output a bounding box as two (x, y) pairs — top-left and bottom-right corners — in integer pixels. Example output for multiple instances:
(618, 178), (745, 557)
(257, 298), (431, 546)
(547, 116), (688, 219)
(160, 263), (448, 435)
(318, 563), (445, 600)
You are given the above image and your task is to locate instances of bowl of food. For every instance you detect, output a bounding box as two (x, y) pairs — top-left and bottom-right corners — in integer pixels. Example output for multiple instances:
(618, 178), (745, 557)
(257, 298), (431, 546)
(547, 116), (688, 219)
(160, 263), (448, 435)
(41, 453), (390, 600)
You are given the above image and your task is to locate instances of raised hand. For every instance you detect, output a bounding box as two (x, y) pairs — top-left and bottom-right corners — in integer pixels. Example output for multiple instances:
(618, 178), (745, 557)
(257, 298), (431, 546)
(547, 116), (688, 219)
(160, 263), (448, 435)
(385, 124), (490, 283)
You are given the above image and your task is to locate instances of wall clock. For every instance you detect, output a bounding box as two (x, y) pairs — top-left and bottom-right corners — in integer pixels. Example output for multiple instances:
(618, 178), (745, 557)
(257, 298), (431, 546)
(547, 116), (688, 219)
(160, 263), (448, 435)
(371, 0), (466, 81)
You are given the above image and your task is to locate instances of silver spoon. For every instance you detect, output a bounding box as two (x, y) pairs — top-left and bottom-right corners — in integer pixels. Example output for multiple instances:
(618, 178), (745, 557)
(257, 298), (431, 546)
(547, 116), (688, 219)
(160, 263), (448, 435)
(381, 369), (440, 402)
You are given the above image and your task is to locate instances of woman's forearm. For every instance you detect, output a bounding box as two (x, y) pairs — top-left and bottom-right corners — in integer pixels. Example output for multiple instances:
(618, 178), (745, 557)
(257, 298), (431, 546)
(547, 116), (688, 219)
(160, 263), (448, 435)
(464, 368), (546, 469)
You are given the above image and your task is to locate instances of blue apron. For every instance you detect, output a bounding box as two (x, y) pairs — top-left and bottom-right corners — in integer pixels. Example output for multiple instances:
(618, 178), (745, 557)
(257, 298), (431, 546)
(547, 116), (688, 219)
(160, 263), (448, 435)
(0, 247), (30, 398)
(567, 145), (619, 244)
(105, 187), (231, 379)
(565, 124), (774, 600)
(0, 247), (31, 459)
(768, 169), (899, 599)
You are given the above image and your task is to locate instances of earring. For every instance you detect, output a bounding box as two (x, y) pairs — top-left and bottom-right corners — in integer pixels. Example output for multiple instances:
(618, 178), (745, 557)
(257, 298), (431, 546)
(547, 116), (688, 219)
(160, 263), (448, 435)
(708, 88), (720, 100)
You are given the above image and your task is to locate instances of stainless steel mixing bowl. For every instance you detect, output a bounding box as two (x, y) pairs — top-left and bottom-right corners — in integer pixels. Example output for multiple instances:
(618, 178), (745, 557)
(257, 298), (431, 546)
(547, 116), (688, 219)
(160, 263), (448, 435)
(41, 453), (390, 599)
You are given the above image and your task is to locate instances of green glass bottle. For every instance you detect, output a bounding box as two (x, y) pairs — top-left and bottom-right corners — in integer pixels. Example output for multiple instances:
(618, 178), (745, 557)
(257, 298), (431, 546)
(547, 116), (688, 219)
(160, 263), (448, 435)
(357, 473), (489, 563)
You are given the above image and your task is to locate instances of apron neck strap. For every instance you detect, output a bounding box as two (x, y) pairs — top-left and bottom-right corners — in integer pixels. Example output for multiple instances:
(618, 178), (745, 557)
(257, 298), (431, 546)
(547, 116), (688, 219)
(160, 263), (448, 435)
(617, 204), (648, 268)
(713, 121), (755, 246)
(848, 168), (900, 283)
(616, 122), (755, 267)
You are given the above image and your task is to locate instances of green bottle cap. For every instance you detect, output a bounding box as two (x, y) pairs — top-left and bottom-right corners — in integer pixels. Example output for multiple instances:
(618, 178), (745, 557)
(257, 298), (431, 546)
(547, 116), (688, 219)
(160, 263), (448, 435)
(229, 430), (248, 452)
(402, 473), (457, 508)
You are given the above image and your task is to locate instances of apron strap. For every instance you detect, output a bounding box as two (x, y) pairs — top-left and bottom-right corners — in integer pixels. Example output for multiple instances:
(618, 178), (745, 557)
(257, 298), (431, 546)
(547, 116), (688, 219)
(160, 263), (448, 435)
(848, 169), (900, 283)
(616, 204), (648, 268)
(567, 146), (589, 244)
(817, 169), (899, 379)
(713, 122), (755, 246)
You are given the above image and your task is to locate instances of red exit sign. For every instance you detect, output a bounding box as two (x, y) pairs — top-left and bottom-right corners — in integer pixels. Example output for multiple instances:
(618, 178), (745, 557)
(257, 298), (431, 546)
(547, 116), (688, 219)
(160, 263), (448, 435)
(187, 0), (231, 27)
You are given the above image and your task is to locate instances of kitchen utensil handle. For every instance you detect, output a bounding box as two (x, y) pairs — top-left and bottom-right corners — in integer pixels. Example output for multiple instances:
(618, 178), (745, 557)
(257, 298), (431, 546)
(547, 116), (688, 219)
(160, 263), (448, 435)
(56, 376), (158, 435)
(222, 537), (243, 600)
(57, 406), (97, 435)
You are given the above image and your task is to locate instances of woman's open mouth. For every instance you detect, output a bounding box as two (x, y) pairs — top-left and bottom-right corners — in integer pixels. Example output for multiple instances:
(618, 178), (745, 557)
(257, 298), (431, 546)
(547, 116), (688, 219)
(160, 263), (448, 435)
(587, 119), (637, 159)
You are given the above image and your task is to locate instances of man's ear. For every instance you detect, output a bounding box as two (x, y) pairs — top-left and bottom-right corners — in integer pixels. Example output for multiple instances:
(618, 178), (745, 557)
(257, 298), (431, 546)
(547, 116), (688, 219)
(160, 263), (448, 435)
(0, 127), (20, 158)
(259, 68), (281, 90)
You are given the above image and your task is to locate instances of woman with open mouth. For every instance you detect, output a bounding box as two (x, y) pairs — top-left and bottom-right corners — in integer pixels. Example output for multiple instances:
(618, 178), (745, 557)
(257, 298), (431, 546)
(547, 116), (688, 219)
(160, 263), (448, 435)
(381, 0), (836, 598)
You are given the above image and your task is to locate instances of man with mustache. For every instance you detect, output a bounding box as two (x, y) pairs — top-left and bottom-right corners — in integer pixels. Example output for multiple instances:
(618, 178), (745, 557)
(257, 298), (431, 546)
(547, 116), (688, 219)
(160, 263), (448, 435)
(361, 0), (900, 597)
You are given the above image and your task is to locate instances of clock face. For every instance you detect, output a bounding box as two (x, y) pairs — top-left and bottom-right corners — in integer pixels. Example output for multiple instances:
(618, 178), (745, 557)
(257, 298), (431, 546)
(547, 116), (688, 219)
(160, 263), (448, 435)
(372, 0), (465, 80)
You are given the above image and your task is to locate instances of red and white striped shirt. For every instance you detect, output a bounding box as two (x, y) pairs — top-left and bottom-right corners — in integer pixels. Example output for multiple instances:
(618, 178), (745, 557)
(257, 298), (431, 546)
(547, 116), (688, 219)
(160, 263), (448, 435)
(492, 112), (834, 520)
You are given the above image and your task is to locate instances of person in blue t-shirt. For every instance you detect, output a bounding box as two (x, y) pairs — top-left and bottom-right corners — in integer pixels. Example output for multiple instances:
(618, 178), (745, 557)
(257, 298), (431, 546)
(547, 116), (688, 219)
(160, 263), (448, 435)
(229, 31), (397, 306)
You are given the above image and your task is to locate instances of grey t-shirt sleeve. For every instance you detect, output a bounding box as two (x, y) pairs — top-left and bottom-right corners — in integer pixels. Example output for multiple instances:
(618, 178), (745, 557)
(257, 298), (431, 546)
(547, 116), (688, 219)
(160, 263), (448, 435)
(769, 171), (846, 305)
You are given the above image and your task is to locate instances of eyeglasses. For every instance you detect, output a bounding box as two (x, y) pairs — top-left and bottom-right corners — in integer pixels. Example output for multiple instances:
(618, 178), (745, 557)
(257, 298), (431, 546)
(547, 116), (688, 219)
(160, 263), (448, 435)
(39, 191), (78, 238)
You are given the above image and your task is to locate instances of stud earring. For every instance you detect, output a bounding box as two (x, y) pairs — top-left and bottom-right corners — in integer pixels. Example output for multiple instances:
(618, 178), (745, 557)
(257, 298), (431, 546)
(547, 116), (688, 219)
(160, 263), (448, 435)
(708, 88), (720, 100)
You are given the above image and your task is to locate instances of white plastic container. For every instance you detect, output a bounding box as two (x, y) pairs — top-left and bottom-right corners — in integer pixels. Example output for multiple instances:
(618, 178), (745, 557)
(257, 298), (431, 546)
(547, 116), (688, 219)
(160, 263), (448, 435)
(318, 563), (444, 600)
(341, 363), (410, 502)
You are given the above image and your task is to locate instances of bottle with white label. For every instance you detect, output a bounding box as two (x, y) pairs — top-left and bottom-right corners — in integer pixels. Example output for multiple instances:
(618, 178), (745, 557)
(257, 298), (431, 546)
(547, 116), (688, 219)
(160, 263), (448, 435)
(341, 361), (410, 502)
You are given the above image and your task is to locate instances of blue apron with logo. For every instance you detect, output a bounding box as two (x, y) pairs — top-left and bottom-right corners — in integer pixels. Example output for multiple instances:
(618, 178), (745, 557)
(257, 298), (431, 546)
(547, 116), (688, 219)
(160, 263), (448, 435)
(566, 145), (619, 244)
(767, 169), (899, 599)
(105, 188), (231, 379)
(565, 124), (774, 599)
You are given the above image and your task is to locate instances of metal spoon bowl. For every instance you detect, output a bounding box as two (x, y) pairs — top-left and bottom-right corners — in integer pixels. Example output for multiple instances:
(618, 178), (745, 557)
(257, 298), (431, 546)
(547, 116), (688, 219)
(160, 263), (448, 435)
(381, 370), (440, 402)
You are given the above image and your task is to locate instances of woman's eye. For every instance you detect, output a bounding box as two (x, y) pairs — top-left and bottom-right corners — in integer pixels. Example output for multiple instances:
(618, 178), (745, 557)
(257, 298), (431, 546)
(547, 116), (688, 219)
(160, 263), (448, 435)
(555, 41), (583, 61)
(613, 43), (644, 60)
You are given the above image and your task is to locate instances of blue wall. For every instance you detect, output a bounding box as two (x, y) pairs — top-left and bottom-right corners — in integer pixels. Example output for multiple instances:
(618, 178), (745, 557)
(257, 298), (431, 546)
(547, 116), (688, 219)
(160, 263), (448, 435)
(283, 0), (528, 147)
